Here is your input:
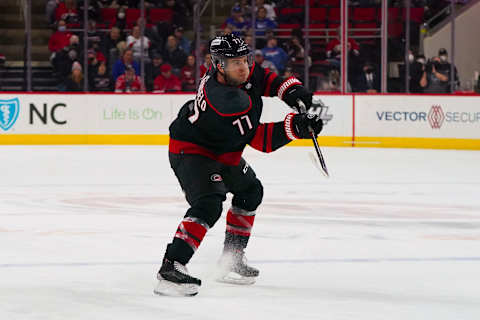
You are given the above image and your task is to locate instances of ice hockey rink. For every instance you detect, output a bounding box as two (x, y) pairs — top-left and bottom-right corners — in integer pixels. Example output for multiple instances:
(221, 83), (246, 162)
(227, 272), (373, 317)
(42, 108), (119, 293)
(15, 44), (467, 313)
(1, 145), (479, 320)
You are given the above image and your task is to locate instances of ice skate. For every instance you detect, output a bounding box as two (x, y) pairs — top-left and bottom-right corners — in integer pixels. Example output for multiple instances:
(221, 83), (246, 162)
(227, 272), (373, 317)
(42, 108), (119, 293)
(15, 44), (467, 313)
(154, 258), (201, 296)
(216, 249), (259, 285)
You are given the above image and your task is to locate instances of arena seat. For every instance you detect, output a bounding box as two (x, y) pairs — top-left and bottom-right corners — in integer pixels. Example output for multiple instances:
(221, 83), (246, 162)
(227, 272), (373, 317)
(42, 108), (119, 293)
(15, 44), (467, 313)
(149, 8), (173, 24)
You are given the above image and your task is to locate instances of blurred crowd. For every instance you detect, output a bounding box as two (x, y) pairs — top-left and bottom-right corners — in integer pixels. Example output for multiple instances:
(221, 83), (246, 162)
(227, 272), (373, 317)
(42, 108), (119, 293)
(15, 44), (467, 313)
(44, 0), (473, 93)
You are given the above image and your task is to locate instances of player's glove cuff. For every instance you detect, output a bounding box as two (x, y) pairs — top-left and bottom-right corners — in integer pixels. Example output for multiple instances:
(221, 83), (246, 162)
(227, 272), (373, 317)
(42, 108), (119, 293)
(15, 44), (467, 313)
(284, 113), (300, 140)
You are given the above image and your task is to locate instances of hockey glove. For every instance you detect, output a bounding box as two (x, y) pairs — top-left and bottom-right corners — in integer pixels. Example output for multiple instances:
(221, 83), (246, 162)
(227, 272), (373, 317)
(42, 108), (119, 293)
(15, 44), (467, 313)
(291, 113), (323, 139)
(283, 85), (313, 112)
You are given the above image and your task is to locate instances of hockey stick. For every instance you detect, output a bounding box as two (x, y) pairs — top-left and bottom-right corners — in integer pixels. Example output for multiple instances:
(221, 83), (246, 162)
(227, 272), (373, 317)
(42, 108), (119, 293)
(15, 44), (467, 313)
(297, 100), (330, 178)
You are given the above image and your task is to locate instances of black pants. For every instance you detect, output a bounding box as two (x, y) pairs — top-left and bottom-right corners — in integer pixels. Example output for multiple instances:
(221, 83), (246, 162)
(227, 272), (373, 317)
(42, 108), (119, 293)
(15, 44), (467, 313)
(165, 153), (264, 264)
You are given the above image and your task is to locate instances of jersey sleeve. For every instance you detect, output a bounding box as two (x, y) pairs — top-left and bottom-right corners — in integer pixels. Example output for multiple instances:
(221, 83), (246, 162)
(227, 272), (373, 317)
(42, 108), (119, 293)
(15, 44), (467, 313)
(253, 63), (303, 102)
(248, 113), (299, 153)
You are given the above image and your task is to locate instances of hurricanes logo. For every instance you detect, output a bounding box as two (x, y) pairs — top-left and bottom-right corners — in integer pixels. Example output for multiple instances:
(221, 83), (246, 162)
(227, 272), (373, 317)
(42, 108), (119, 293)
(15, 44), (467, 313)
(210, 173), (223, 182)
(0, 98), (20, 131)
(428, 105), (445, 129)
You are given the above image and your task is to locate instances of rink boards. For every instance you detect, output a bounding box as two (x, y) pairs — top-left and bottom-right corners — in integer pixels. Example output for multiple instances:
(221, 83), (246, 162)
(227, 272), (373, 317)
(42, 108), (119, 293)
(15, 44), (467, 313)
(0, 93), (479, 150)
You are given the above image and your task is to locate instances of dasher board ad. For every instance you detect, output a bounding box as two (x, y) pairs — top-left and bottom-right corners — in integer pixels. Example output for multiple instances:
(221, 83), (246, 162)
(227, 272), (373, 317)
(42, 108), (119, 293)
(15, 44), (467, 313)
(355, 95), (480, 139)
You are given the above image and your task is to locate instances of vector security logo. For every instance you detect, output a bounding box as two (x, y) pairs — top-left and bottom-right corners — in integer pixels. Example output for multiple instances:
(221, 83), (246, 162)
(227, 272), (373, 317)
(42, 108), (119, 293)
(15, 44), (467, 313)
(0, 98), (20, 131)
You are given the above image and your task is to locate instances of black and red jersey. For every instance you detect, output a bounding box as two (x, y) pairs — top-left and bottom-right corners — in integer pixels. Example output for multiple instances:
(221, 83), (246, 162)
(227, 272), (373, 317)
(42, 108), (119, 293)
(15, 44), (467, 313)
(168, 63), (302, 166)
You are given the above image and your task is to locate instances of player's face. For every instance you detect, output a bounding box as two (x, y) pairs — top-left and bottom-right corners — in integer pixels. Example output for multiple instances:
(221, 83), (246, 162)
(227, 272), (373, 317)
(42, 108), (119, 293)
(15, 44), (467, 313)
(223, 56), (250, 85)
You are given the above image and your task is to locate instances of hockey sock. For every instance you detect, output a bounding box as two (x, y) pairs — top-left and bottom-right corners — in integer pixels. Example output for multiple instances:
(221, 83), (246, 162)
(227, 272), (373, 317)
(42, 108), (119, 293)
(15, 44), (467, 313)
(224, 207), (256, 251)
(165, 217), (210, 265)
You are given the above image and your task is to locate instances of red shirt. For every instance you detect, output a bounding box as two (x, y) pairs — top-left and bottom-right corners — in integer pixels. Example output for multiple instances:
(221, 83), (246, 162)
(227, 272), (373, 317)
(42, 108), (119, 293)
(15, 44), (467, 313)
(153, 74), (182, 93)
(55, 3), (79, 22)
(180, 65), (195, 89)
(48, 31), (72, 52)
(115, 75), (143, 92)
(326, 38), (360, 57)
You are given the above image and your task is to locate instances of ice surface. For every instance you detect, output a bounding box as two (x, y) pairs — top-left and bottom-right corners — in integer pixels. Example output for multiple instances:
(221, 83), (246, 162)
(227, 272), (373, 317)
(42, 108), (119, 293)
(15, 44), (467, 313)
(1, 145), (479, 320)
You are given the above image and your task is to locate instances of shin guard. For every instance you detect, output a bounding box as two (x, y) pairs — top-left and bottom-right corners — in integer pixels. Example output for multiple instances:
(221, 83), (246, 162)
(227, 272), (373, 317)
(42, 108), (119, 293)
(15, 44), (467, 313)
(224, 207), (256, 250)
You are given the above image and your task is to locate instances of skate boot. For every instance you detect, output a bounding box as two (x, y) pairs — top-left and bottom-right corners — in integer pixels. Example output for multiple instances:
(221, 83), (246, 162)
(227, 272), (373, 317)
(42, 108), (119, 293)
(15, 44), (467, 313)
(216, 249), (259, 285)
(154, 258), (201, 296)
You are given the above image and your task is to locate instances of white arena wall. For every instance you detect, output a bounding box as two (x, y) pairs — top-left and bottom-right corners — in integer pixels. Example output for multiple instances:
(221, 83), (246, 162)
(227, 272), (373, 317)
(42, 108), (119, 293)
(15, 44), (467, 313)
(0, 93), (479, 150)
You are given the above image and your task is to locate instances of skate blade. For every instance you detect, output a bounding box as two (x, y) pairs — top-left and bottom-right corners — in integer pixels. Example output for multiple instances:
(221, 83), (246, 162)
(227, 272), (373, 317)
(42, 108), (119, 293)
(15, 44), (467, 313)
(216, 271), (256, 285)
(153, 278), (199, 297)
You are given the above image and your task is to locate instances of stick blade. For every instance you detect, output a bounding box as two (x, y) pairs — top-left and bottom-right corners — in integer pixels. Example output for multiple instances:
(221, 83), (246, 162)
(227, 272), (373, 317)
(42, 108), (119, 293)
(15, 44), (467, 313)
(309, 152), (330, 178)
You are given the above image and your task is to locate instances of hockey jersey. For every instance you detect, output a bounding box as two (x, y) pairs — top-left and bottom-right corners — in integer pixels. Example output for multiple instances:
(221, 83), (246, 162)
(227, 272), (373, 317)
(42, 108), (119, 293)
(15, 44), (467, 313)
(169, 63), (302, 166)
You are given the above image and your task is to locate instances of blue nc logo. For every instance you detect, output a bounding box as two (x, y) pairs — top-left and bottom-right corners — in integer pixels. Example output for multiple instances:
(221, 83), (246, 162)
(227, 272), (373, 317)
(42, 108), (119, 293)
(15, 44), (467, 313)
(0, 98), (20, 131)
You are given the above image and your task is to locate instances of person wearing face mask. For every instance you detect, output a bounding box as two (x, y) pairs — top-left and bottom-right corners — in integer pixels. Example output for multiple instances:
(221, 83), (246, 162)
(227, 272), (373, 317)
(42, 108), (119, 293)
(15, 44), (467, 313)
(352, 61), (380, 93)
(48, 20), (72, 54)
(422, 48), (459, 93)
(401, 50), (426, 93)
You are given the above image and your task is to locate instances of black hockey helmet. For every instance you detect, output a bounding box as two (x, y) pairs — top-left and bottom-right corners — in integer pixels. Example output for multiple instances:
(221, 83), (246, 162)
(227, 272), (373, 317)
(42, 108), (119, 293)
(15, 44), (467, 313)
(209, 34), (251, 70)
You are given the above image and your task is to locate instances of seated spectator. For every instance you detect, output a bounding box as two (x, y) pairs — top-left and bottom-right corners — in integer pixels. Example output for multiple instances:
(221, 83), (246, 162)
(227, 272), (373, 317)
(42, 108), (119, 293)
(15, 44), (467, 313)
(127, 25), (151, 61)
(102, 26), (125, 67)
(112, 49), (140, 80)
(115, 65), (144, 92)
(200, 53), (212, 77)
(255, 0), (276, 21)
(254, 50), (278, 74)
(222, 6), (251, 36)
(48, 20), (72, 54)
(153, 63), (182, 93)
(180, 55), (196, 91)
(97, 0), (116, 8)
(326, 34), (360, 61)
(351, 61), (380, 93)
(174, 26), (191, 55)
(163, 35), (187, 75)
(261, 37), (288, 74)
(285, 35), (305, 63)
(86, 20), (103, 48)
(254, 6), (276, 36)
(235, 0), (252, 20)
(115, 8), (127, 30)
(55, 0), (79, 24)
(146, 52), (164, 91)
(52, 35), (81, 80)
(244, 34), (254, 50)
(64, 61), (84, 92)
(90, 62), (114, 91)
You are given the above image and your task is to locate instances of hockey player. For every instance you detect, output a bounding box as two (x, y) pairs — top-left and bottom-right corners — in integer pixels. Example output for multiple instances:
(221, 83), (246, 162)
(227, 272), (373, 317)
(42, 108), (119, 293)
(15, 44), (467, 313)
(154, 34), (324, 296)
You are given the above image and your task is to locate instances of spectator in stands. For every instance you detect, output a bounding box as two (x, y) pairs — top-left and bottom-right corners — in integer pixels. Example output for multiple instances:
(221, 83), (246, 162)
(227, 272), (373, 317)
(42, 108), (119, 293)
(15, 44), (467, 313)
(255, 0), (276, 21)
(115, 8), (127, 30)
(285, 35), (305, 63)
(153, 63), (182, 92)
(127, 25), (151, 61)
(351, 61), (380, 93)
(48, 20), (72, 55)
(254, 7), (277, 36)
(174, 26), (191, 54)
(87, 47), (106, 74)
(90, 62), (114, 91)
(163, 35), (187, 75)
(115, 64), (144, 92)
(112, 48), (140, 80)
(404, 51), (426, 93)
(223, 6), (251, 36)
(65, 61), (84, 91)
(200, 53), (212, 77)
(282, 66), (294, 78)
(46, 0), (58, 25)
(146, 52), (164, 91)
(55, 0), (79, 24)
(180, 55), (196, 91)
(235, 0), (252, 20)
(102, 26), (125, 67)
(86, 20), (103, 48)
(261, 37), (288, 74)
(52, 34), (81, 81)
(244, 34), (254, 50)
(97, 0), (115, 8)
(326, 33), (360, 69)
(421, 49), (458, 93)
(254, 50), (278, 74)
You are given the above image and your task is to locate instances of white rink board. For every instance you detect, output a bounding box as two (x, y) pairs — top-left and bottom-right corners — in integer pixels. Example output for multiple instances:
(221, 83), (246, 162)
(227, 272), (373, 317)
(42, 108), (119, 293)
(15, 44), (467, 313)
(355, 95), (480, 139)
(261, 95), (353, 137)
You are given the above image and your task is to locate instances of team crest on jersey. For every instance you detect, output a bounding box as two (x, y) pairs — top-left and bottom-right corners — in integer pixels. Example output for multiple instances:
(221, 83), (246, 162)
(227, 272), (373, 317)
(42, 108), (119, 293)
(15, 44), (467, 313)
(0, 98), (20, 131)
(210, 173), (223, 182)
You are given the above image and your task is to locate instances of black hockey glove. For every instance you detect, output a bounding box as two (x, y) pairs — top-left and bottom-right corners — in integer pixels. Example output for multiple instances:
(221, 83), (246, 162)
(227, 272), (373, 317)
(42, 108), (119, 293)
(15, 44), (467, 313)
(292, 113), (324, 139)
(283, 85), (313, 112)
